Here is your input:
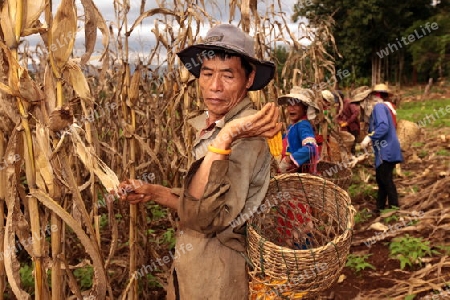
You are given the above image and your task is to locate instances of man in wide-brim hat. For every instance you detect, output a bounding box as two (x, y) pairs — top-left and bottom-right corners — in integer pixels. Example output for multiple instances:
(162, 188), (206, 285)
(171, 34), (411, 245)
(118, 23), (281, 300)
(177, 23), (275, 91)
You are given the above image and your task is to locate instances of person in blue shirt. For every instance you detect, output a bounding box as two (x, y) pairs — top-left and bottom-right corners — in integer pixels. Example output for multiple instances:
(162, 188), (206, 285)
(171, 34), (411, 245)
(277, 87), (319, 174)
(276, 87), (319, 250)
(360, 86), (403, 214)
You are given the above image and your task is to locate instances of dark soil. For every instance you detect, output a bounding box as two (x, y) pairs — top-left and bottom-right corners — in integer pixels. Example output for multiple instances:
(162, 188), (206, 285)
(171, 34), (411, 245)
(316, 124), (450, 300)
(318, 215), (412, 300)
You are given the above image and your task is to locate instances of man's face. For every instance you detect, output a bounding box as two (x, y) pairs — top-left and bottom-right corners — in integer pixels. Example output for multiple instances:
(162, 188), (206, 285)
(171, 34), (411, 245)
(199, 56), (255, 122)
(286, 103), (306, 123)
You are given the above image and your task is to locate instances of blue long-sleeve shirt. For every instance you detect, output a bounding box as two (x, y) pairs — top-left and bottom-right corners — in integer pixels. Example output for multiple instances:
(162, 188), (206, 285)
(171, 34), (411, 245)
(368, 103), (403, 168)
(285, 119), (317, 167)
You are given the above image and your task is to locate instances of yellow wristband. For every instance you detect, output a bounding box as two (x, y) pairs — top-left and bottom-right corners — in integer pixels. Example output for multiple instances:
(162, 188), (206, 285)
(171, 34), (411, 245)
(208, 144), (231, 155)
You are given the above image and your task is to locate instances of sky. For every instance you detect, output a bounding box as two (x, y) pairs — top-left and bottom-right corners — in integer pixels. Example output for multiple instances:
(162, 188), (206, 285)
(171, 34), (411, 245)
(24, 0), (307, 65)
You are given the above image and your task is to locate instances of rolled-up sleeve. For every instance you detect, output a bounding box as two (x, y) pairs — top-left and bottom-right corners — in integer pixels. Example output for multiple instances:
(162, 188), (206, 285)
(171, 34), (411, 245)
(178, 137), (271, 238)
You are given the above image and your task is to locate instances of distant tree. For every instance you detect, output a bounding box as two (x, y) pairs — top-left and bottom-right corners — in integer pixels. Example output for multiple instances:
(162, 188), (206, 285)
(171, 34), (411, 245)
(271, 45), (289, 89)
(292, 0), (438, 86)
(406, 4), (450, 82)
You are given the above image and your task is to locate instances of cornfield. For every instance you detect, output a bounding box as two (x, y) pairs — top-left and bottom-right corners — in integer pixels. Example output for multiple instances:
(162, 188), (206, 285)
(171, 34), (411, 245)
(0, 0), (339, 298)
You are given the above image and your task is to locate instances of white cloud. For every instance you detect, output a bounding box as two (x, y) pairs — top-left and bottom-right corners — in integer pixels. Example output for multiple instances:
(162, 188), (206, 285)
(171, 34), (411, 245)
(22, 0), (311, 65)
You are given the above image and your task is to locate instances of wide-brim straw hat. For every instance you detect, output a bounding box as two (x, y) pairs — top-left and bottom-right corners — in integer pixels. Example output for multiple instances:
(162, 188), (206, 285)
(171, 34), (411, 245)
(277, 87), (319, 110)
(350, 86), (372, 103)
(177, 24), (275, 91)
(321, 90), (335, 104)
(372, 83), (394, 95)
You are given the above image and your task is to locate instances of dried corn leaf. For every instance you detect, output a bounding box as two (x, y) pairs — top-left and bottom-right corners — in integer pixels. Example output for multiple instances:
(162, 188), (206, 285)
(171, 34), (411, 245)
(63, 61), (92, 100)
(21, 20), (47, 36)
(128, 68), (141, 106)
(22, 0), (46, 34)
(48, 106), (73, 132)
(50, 0), (77, 74)
(79, 0), (97, 66)
(241, 0), (251, 33)
(88, 0), (109, 63)
(0, 81), (15, 96)
(4, 197), (31, 300)
(0, 132), (4, 199)
(43, 64), (57, 113)
(3, 130), (30, 300)
(0, 41), (19, 95)
(0, 102), (18, 139)
(70, 125), (119, 192)
(35, 123), (54, 194)
(128, 8), (180, 35)
(18, 67), (45, 103)
(30, 189), (107, 299)
(0, 3), (16, 48)
(134, 133), (165, 175)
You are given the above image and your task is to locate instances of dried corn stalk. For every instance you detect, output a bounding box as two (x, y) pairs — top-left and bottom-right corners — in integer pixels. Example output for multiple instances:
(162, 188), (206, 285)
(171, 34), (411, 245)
(0, 0), (341, 298)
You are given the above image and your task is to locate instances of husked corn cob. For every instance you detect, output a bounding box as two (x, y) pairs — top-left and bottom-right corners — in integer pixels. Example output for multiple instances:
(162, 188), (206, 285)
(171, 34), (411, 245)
(267, 131), (282, 157)
(250, 276), (307, 299)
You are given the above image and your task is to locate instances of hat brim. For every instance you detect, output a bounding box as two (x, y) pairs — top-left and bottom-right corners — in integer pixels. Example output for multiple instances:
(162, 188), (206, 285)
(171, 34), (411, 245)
(177, 44), (275, 91)
(277, 93), (319, 110)
(372, 89), (394, 95)
(351, 89), (373, 102)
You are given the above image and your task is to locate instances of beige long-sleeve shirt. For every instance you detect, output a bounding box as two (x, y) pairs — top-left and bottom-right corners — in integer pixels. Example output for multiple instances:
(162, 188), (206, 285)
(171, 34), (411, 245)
(167, 98), (272, 300)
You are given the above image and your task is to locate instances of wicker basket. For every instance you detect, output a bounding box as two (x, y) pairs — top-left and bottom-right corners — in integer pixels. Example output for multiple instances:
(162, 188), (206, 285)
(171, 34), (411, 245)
(247, 173), (355, 299)
(315, 161), (352, 191)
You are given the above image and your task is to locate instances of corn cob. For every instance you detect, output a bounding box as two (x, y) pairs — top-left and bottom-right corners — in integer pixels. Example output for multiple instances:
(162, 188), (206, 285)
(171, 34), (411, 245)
(267, 131), (283, 157)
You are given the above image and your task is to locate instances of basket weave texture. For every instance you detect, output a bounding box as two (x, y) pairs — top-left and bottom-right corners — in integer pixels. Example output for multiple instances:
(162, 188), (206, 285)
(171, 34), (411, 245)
(315, 161), (352, 191)
(247, 173), (355, 299)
